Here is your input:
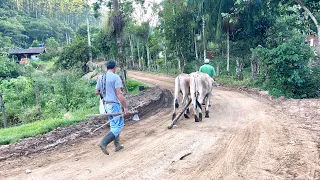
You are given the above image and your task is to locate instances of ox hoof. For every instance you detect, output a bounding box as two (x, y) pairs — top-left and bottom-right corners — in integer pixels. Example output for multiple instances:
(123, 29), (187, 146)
(194, 115), (199, 122)
(186, 108), (190, 114)
(172, 113), (176, 121)
(184, 114), (189, 119)
(175, 100), (179, 108)
(199, 113), (203, 122)
(205, 111), (209, 118)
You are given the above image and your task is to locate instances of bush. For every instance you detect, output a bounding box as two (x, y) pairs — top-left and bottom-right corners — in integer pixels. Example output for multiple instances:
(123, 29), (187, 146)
(252, 34), (315, 98)
(45, 37), (59, 53)
(57, 37), (99, 74)
(126, 79), (148, 94)
(0, 60), (20, 78)
(39, 52), (60, 61)
(18, 106), (40, 124)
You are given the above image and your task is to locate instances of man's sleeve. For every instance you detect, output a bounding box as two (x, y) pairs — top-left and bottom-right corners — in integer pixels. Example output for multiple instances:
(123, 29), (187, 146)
(96, 76), (101, 90)
(115, 76), (123, 89)
(212, 67), (216, 76)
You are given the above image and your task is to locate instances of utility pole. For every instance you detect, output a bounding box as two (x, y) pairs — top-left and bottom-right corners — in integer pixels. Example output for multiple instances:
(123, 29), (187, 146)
(0, 93), (7, 128)
(87, 13), (92, 63)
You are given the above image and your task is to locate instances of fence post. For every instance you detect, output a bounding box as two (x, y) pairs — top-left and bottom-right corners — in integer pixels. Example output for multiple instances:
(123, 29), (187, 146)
(35, 87), (42, 117)
(0, 93), (8, 128)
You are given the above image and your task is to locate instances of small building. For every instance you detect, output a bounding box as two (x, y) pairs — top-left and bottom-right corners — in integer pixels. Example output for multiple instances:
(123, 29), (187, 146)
(307, 35), (319, 47)
(307, 35), (320, 55)
(8, 47), (46, 63)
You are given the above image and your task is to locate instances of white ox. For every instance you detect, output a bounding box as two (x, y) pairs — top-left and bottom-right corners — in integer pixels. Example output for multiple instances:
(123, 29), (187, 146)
(172, 73), (191, 120)
(190, 72), (214, 122)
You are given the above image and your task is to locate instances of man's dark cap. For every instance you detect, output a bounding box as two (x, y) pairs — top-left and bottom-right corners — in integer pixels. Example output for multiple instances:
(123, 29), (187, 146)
(106, 60), (117, 69)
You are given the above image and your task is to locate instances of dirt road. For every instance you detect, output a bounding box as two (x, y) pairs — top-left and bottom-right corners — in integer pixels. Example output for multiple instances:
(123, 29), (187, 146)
(2, 71), (320, 180)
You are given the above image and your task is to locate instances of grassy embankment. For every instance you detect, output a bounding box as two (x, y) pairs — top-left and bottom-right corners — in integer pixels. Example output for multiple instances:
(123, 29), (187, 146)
(0, 77), (147, 145)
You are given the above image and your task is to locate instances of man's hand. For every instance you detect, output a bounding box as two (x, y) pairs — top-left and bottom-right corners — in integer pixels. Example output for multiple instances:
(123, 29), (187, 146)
(123, 108), (130, 116)
(116, 88), (129, 116)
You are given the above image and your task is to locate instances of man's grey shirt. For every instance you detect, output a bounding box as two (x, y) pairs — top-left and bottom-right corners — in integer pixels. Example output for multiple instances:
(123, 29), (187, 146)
(96, 72), (123, 103)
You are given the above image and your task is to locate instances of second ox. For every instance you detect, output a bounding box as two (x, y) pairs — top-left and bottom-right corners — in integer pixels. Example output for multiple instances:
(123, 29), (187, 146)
(189, 71), (215, 122)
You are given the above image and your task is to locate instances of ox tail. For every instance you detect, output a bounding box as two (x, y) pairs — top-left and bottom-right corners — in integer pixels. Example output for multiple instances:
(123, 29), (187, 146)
(174, 76), (180, 108)
(196, 99), (202, 110)
(193, 75), (202, 111)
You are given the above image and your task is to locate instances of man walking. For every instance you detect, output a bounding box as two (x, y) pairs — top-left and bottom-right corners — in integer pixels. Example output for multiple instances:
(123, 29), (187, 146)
(199, 58), (216, 81)
(95, 60), (129, 155)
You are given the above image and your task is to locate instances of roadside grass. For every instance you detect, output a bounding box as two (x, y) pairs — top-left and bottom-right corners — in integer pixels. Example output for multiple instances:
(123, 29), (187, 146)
(126, 78), (148, 94)
(217, 75), (255, 87)
(0, 79), (148, 145)
(0, 107), (97, 145)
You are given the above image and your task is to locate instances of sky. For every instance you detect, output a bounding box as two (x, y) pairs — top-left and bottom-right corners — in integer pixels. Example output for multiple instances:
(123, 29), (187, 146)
(89, 0), (163, 27)
(131, 0), (163, 27)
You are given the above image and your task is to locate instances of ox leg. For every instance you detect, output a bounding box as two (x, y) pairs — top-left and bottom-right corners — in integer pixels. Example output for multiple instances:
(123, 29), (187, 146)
(182, 95), (190, 119)
(205, 92), (213, 118)
(191, 97), (199, 122)
(205, 95), (210, 118)
(198, 94), (207, 122)
(172, 99), (178, 121)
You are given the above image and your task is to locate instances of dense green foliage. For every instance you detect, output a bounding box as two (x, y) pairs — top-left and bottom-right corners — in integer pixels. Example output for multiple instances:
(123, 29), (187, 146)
(0, 0), (97, 49)
(0, 59), (21, 78)
(0, 67), (97, 127)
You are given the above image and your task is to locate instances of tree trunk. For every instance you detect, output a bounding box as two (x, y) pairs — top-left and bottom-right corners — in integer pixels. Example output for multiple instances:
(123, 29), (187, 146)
(164, 42), (168, 73)
(156, 58), (159, 72)
(250, 55), (259, 79)
(65, 32), (68, 45)
(146, 42), (151, 71)
(216, 63), (220, 76)
(177, 57), (181, 73)
(27, 0), (30, 14)
(0, 93), (7, 128)
(226, 29), (230, 72)
(202, 15), (206, 60)
(35, 87), (42, 117)
(176, 45), (181, 73)
(236, 58), (244, 80)
(137, 41), (141, 70)
(194, 30), (199, 61)
(129, 35), (134, 68)
(113, 0), (125, 65)
(113, 0), (119, 15)
(87, 14), (92, 63)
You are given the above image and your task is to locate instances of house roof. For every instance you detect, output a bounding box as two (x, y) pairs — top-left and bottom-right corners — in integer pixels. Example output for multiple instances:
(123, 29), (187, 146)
(8, 47), (46, 55)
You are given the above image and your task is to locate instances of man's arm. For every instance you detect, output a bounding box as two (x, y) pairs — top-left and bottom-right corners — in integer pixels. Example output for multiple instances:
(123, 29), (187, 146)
(95, 90), (100, 95)
(211, 67), (217, 81)
(116, 88), (129, 116)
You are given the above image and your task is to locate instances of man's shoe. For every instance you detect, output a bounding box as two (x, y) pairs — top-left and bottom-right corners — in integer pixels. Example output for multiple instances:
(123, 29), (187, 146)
(99, 132), (115, 155)
(114, 135), (124, 152)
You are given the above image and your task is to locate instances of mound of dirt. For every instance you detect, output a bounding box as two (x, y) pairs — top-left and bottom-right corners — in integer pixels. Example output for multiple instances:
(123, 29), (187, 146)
(0, 87), (172, 161)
